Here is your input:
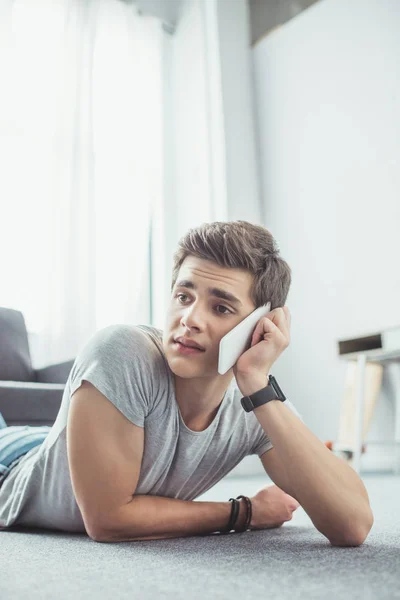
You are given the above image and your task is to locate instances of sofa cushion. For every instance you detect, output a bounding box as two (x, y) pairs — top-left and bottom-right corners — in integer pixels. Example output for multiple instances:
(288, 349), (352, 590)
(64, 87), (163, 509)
(0, 308), (34, 382)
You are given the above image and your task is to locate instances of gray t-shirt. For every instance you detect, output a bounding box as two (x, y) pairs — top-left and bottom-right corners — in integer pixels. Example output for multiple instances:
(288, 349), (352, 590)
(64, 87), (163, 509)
(0, 324), (303, 533)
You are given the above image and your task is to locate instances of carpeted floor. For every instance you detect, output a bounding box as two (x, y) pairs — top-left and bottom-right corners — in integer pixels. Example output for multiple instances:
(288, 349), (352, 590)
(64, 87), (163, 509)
(0, 473), (398, 599)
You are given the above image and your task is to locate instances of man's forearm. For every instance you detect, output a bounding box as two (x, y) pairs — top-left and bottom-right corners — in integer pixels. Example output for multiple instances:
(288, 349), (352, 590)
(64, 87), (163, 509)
(253, 396), (373, 545)
(238, 374), (373, 545)
(92, 495), (247, 543)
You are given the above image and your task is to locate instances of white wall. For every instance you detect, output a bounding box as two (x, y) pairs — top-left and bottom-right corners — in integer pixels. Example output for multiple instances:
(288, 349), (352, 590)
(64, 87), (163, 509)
(252, 0), (400, 472)
(215, 0), (261, 223)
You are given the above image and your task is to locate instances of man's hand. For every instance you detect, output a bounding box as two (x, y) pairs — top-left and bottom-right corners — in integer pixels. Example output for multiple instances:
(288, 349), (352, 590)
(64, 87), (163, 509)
(233, 306), (291, 386)
(249, 484), (300, 530)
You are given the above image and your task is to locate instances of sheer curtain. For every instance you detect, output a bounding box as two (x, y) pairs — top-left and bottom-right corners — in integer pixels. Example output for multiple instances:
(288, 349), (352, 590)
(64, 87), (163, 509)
(0, 0), (163, 368)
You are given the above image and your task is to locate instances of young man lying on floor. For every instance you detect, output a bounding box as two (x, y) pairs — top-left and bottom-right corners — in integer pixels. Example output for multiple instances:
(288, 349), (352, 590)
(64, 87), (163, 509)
(0, 220), (374, 546)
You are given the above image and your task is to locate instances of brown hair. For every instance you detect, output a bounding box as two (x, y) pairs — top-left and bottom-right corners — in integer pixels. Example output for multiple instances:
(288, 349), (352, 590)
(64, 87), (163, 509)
(171, 220), (291, 310)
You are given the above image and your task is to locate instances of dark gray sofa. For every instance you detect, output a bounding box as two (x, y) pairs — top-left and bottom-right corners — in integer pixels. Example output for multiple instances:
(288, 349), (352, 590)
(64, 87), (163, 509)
(0, 307), (74, 426)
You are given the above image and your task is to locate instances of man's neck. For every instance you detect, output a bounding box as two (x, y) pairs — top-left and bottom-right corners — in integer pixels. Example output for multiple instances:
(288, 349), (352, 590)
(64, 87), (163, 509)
(173, 372), (234, 431)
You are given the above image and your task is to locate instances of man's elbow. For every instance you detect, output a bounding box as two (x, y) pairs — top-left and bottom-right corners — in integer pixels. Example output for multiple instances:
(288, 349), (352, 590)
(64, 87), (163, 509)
(329, 510), (374, 547)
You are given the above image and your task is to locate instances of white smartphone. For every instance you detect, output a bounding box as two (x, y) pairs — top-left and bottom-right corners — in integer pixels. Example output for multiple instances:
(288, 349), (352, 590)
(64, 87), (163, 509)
(218, 302), (272, 375)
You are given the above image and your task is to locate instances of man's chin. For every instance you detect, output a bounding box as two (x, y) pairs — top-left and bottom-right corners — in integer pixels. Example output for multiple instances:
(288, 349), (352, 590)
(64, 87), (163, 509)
(168, 363), (203, 379)
(167, 356), (217, 379)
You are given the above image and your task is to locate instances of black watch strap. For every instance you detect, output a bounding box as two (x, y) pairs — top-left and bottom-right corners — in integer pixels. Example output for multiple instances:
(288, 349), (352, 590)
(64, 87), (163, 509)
(240, 375), (286, 412)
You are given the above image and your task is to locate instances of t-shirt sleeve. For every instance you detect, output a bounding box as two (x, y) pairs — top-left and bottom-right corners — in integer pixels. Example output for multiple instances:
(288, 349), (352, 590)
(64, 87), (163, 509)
(68, 324), (157, 428)
(250, 399), (305, 457)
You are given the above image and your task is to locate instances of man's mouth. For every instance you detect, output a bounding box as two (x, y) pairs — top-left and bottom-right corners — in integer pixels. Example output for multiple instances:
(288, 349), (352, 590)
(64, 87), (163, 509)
(174, 341), (205, 354)
(174, 336), (205, 351)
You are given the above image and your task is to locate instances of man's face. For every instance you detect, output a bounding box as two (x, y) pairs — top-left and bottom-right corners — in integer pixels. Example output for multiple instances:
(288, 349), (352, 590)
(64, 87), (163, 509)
(162, 256), (256, 378)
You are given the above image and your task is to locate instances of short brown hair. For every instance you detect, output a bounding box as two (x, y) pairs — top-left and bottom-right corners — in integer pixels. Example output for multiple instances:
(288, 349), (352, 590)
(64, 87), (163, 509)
(171, 220), (291, 310)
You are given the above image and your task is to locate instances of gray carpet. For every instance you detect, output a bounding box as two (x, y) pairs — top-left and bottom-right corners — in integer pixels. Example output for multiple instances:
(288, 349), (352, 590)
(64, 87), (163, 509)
(0, 474), (399, 599)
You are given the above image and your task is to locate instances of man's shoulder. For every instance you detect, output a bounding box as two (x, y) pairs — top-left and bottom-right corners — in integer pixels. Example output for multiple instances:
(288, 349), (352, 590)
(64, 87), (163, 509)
(106, 324), (167, 373)
(94, 323), (163, 348)
(76, 324), (165, 372)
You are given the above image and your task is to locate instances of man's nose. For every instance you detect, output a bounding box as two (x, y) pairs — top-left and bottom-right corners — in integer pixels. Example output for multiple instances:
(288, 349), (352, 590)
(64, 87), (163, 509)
(181, 305), (204, 329)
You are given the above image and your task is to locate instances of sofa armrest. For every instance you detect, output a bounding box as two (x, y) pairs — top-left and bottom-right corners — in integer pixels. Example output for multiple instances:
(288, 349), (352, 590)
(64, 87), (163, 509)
(0, 381), (65, 426)
(35, 359), (75, 384)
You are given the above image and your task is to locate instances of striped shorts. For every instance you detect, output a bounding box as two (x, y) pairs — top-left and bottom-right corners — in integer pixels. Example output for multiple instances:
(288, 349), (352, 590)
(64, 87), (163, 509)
(0, 412), (50, 485)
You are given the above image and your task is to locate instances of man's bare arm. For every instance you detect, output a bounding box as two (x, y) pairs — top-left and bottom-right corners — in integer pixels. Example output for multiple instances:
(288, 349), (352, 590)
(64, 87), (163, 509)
(93, 495), (248, 543)
(69, 381), (250, 543)
(238, 374), (374, 547)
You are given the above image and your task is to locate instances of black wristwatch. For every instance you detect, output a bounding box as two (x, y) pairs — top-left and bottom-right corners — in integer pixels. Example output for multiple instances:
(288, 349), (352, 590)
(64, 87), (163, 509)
(240, 375), (286, 412)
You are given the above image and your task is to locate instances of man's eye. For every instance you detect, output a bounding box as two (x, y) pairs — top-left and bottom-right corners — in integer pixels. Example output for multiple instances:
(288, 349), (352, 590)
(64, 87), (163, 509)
(215, 305), (231, 315)
(176, 294), (232, 315)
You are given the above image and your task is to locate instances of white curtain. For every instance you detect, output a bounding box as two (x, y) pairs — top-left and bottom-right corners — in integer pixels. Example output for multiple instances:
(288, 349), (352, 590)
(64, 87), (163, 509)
(0, 0), (164, 368)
